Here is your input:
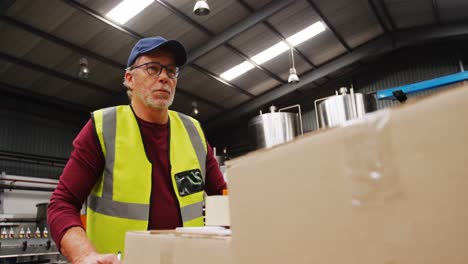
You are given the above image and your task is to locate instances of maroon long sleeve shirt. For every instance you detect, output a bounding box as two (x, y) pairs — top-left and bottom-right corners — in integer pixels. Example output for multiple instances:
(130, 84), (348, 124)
(48, 115), (227, 251)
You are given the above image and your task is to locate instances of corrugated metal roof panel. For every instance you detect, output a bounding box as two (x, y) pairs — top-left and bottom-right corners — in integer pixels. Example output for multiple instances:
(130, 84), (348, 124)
(0, 22), (42, 57)
(0, 62), (43, 88)
(241, 0), (275, 11)
(221, 93), (251, 109)
(170, 90), (221, 121)
(235, 69), (281, 95)
(22, 39), (73, 70)
(314, 0), (383, 48)
(177, 65), (239, 102)
(385, 0), (435, 29)
(228, 23), (281, 57)
(438, 0), (468, 23)
(6, 0), (75, 32)
(50, 11), (108, 47)
(169, 0), (250, 35)
(55, 83), (113, 109)
(193, 44), (246, 76)
(51, 53), (121, 94)
(29, 76), (70, 96)
(266, 0), (347, 65)
(255, 49), (311, 81)
(265, 0), (317, 39)
(85, 29), (135, 64)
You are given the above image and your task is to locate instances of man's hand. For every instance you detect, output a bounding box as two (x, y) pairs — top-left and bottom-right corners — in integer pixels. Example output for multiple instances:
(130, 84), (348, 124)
(61, 227), (122, 264)
(74, 253), (121, 264)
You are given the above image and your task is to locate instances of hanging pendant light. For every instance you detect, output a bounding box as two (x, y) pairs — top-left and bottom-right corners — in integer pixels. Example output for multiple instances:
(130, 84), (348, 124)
(288, 48), (299, 84)
(193, 0), (210, 16)
(78, 57), (90, 78)
(191, 101), (199, 116)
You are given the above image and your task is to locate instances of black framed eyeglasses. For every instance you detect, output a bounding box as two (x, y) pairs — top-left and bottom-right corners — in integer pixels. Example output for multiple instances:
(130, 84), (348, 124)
(126, 62), (180, 79)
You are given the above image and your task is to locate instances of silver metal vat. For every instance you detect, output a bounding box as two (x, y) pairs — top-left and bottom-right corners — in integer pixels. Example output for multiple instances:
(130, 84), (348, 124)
(315, 87), (376, 129)
(248, 105), (303, 150)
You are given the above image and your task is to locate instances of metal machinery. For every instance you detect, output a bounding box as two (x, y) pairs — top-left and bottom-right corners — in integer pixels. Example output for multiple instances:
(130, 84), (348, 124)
(0, 175), (67, 264)
(0, 211), (63, 264)
(315, 87), (376, 129)
(248, 105), (303, 150)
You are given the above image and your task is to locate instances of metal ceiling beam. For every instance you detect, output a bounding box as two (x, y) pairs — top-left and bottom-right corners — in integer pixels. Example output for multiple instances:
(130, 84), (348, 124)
(432, 0), (441, 25)
(191, 61), (257, 96)
(0, 52), (120, 97)
(235, 0), (322, 90)
(59, 0), (141, 39)
(0, 15), (123, 69)
(176, 86), (226, 110)
(60, 0), (262, 96)
(207, 23), (468, 129)
(0, 0), (15, 14)
(306, 0), (351, 52)
(379, 0), (397, 30)
(224, 45), (286, 83)
(187, 0), (295, 63)
(155, 0), (287, 84)
(0, 50), (223, 110)
(1, 15), (224, 111)
(236, 0), (316, 69)
(190, 64), (254, 97)
(368, 0), (391, 33)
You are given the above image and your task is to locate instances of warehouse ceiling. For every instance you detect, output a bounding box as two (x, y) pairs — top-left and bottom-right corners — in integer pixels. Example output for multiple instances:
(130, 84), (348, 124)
(1, 0), (468, 131)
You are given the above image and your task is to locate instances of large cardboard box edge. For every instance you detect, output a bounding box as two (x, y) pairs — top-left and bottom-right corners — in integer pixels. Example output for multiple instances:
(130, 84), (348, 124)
(228, 84), (468, 264)
(125, 230), (232, 264)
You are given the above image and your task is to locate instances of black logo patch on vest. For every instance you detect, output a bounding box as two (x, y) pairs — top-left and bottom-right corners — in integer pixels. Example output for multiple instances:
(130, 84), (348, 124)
(175, 169), (204, 197)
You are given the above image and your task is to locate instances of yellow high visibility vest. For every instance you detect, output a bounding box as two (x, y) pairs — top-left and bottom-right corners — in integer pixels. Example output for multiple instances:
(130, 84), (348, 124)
(87, 105), (207, 254)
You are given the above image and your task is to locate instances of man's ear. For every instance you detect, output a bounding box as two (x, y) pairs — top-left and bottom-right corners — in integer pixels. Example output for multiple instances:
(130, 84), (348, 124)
(124, 71), (133, 87)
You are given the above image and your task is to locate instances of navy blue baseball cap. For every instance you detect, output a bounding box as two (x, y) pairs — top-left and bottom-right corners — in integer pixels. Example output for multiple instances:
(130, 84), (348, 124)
(127, 36), (187, 67)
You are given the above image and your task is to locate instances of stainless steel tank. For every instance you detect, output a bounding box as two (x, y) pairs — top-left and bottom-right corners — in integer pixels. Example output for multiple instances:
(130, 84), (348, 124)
(248, 105), (303, 150)
(315, 87), (376, 129)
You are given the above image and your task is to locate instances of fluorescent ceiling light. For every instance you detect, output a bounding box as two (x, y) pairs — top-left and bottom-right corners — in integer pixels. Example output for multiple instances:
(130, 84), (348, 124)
(106, 0), (154, 24)
(251, 42), (289, 65)
(220, 21), (326, 81)
(286, 21), (326, 46)
(220, 61), (255, 81)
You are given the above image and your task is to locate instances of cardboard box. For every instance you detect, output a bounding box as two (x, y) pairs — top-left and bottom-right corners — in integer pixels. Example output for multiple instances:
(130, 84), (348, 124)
(124, 230), (232, 264)
(205, 195), (230, 226)
(227, 84), (468, 264)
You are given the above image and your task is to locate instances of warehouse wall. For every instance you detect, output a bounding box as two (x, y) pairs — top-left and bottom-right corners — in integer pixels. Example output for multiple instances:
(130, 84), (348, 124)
(0, 90), (88, 179)
(211, 39), (466, 157)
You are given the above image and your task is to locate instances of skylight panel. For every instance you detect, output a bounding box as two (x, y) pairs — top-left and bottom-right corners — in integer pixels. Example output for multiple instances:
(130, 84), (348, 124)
(251, 41), (289, 65)
(220, 61), (255, 81)
(286, 21), (326, 46)
(106, 0), (154, 24)
(219, 21), (326, 81)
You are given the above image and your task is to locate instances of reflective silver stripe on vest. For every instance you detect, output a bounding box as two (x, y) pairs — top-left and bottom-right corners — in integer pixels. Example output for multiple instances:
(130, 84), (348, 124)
(101, 107), (117, 199)
(177, 113), (207, 182)
(180, 201), (204, 223)
(88, 194), (149, 221)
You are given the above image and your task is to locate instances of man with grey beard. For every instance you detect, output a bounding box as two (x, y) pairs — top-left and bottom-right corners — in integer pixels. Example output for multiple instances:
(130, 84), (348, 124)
(48, 36), (227, 264)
